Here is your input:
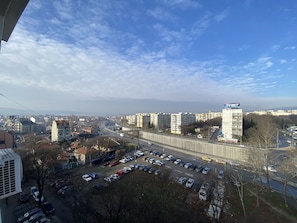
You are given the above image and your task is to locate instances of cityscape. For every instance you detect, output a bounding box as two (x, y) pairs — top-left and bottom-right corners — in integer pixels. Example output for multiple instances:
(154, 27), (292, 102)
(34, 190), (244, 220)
(1, 1), (297, 223)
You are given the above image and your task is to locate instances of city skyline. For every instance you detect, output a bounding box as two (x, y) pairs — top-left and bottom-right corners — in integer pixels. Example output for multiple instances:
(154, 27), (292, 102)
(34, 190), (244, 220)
(1, 1), (297, 116)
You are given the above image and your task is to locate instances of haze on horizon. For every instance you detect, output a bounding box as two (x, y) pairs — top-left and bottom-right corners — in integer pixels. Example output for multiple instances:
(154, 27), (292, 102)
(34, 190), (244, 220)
(0, 0), (296, 116)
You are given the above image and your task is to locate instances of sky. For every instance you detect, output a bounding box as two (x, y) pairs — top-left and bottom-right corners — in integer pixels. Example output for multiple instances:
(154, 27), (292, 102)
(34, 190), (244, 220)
(1, 0), (297, 116)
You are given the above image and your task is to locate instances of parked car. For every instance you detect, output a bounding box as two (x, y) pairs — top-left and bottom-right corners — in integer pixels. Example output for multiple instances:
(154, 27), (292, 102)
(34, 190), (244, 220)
(108, 160), (119, 167)
(57, 185), (71, 197)
(41, 201), (55, 215)
(24, 211), (45, 223)
(89, 172), (99, 179)
(229, 161), (240, 166)
(184, 163), (193, 169)
(31, 186), (44, 203)
(218, 170), (224, 179)
(82, 174), (93, 182)
(19, 192), (29, 203)
(186, 178), (195, 188)
(202, 167), (210, 175)
(178, 177), (187, 184)
(201, 156), (212, 162)
(263, 166), (277, 172)
(17, 208), (41, 223)
(155, 160), (164, 166)
(195, 165), (204, 173)
(174, 159), (182, 165)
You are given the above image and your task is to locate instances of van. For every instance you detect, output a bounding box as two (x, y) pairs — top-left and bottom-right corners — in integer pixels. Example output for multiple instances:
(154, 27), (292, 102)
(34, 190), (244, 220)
(199, 182), (211, 201)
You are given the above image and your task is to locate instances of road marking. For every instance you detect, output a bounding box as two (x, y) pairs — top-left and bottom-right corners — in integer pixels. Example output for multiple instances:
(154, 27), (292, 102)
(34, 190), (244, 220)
(165, 165), (172, 169)
(185, 173), (193, 177)
(175, 170), (182, 173)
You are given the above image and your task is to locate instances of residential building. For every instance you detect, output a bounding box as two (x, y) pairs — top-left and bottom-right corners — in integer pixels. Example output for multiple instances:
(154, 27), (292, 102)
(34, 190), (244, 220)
(0, 148), (22, 200)
(136, 113), (150, 128)
(150, 113), (171, 130)
(195, 112), (222, 122)
(126, 115), (136, 125)
(51, 120), (71, 142)
(15, 118), (36, 134)
(0, 131), (14, 149)
(221, 103), (243, 140)
(171, 112), (196, 135)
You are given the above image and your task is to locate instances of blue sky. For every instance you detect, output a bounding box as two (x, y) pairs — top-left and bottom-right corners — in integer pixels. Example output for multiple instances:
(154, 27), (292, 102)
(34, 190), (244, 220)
(1, 0), (297, 116)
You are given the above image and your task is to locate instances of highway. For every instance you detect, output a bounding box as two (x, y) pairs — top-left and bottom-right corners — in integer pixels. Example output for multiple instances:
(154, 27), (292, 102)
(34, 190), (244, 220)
(101, 119), (297, 200)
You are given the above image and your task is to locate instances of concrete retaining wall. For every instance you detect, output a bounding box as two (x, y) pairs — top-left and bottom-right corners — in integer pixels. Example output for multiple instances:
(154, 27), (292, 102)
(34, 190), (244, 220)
(140, 131), (249, 162)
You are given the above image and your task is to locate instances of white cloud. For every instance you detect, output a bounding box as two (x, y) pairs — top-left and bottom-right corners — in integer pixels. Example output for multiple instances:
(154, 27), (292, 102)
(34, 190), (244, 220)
(213, 8), (229, 22)
(284, 45), (296, 50)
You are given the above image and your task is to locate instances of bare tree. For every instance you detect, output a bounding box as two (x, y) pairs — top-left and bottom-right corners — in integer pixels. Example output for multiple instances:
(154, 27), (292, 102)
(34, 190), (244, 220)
(246, 115), (278, 186)
(229, 168), (247, 220)
(277, 150), (297, 207)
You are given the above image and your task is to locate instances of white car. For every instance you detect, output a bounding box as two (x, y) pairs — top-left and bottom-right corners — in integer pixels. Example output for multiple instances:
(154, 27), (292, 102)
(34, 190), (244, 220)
(186, 178), (194, 188)
(160, 154), (166, 159)
(30, 186), (44, 203)
(229, 161), (240, 166)
(174, 159), (181, 165)
(155, 160), (164, 166)
(263, 166), (277, 172)
(178, 177), (187, 184)
(184, 163), (192, 169)
(202, 167), (210, 175)
(82, 174), (93, 182)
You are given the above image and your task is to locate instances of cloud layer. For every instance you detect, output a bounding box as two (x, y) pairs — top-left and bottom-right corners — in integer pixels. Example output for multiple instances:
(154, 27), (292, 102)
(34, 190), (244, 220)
(0, 0), (296, 115)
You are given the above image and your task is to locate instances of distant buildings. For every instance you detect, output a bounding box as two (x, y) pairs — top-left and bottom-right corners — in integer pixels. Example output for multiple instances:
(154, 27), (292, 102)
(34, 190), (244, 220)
(136, 113), (150, 128)
(221, 103), (243, 142)
(171, 112), (196, 135)
(195, 112), (222, 122)
(150, 112), (171, 130)
(51, 120), (71, 142)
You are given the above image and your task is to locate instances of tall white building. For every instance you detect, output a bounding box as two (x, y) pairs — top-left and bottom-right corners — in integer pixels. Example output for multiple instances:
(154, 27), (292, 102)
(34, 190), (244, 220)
(150, 113), (171, 130)
(136, 114), (150, 128)
(51, 120), (71, 142)
(171, 112), (196, 135)
(0, 148), (22, 200)
(221, 103), (243, 140)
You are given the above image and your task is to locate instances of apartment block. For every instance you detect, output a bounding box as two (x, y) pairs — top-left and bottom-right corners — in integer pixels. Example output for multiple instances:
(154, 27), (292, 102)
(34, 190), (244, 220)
(221, 103), (243, 140)
(150, 113), (171, 130)
(136, 114), (150, 128)
(51, 120), (71, 142)
(171, 112), (196, 135)
(196, 112), (222, 122)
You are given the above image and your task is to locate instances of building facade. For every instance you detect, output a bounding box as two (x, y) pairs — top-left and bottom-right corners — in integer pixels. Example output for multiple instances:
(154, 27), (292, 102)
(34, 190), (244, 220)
(136, 114), (150, 128)
(0, 148), (22, 200)
(195, 112), (222, 122)
(171, 112), (196, 135)
(0, 131), (14, 149)
(221, 103), (243, 140)
(51, 120), (71, 142)
(150, 113), (171, 130)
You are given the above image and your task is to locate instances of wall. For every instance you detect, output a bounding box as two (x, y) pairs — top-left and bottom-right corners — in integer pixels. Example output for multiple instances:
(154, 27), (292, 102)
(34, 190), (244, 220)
(140, 131), (249, 163)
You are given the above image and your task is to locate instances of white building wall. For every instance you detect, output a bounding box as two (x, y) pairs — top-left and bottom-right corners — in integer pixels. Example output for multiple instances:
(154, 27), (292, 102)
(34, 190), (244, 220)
(171, 112), (196, 134)
(0, 148), (22, 200)
(222, 108), (243, 139)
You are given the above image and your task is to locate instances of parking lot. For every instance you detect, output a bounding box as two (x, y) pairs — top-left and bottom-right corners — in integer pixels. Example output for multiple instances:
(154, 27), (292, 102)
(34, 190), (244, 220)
(10, 147), (236, 223)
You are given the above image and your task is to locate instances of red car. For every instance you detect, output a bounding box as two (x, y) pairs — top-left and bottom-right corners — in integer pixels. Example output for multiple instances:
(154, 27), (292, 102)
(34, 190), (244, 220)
(116, 169), (125, 176)
(108, 160), (119, 167)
